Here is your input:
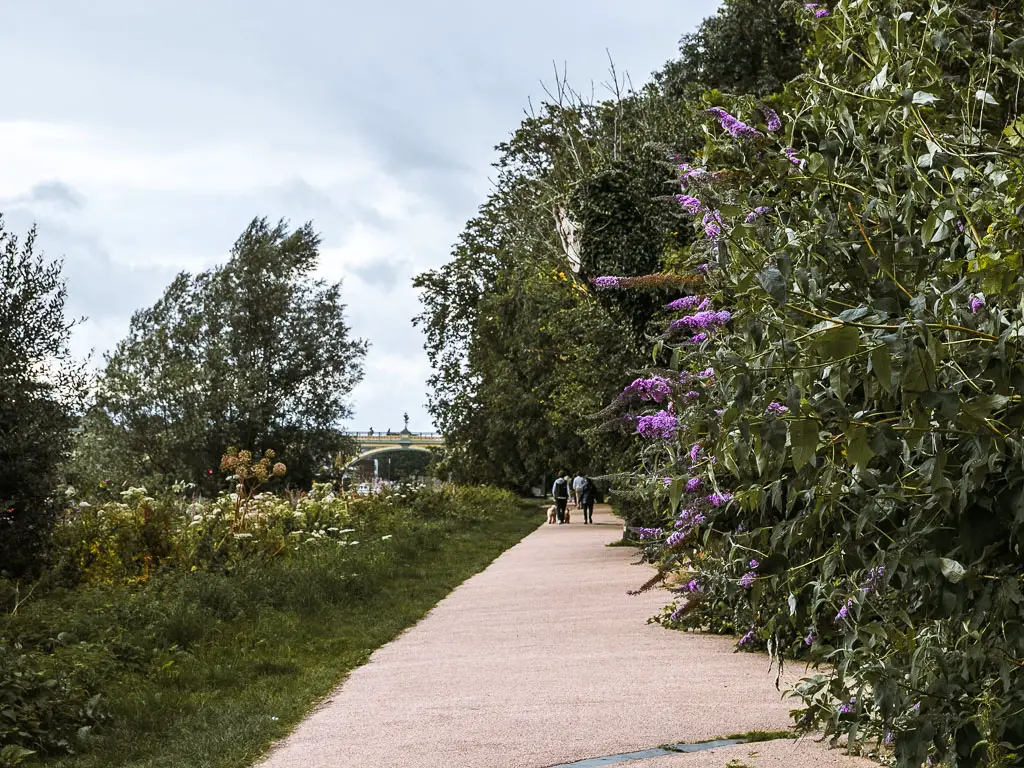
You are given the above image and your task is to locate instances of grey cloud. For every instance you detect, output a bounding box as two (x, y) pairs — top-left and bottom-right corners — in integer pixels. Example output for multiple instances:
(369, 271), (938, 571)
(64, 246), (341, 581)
(350, 257), (408, 292)
(24, 180), (84, 210)
(2, 209), (174, 322)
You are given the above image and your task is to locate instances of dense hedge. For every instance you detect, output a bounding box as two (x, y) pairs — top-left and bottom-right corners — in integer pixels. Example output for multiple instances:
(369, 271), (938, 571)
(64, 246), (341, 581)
(0, 482), (519, 765)
(607, 2), (1024, 766)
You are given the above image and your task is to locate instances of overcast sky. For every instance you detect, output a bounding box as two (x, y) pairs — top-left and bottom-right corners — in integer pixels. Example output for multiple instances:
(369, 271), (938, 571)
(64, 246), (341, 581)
(0, 1), (719, 433)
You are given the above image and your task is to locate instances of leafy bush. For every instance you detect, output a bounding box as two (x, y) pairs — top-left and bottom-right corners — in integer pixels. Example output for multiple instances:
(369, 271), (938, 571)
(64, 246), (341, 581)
(0, 481), (520, 761)
(608, 1), (1024, 765)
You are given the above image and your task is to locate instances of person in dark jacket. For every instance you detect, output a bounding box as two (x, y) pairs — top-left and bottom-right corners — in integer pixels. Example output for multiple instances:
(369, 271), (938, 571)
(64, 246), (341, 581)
(551, 471), (570, 524)
(579, 477), (596, 524)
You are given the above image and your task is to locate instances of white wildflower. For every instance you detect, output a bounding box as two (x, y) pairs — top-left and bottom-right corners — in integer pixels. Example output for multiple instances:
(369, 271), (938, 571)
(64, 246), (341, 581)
(381, 535), (393, 540)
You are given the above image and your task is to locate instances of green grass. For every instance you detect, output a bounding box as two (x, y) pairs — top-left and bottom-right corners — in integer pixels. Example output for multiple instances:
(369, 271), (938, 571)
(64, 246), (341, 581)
(49, 501), (541, 768)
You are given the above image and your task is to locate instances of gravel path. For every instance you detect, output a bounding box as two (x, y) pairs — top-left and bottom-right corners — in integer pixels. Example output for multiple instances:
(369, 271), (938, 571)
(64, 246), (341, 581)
(257, 505), (874, 768)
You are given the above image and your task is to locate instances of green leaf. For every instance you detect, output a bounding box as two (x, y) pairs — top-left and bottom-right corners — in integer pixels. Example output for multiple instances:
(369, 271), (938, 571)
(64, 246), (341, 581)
(845, 426), (875, 469)
(912, 91), (940, 105)
(870, 345), (892, 393)
(1007, 36), (1024, 57)
(790, 419), (819, 471)
(819, 325), (861, 362)
(669, 477), (685, 514)
(758, 267), (788, 305)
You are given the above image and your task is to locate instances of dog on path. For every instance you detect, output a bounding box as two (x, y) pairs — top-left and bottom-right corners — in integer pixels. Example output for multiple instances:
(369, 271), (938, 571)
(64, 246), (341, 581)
(547, 505), (557, 524)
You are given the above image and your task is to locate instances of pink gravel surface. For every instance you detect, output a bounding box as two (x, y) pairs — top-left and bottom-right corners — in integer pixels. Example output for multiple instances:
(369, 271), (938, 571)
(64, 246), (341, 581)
(256, 505), (874, 768)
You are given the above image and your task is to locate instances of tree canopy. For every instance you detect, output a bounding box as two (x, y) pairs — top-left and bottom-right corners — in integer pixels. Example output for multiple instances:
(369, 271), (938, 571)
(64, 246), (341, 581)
(0, 218), (85, 576)
(83, 217), (368, 491)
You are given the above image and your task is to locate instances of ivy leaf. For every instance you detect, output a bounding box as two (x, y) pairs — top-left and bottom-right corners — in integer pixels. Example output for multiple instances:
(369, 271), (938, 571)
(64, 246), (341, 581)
(790, 419), (819, 471)
(758, 267), (788, 305)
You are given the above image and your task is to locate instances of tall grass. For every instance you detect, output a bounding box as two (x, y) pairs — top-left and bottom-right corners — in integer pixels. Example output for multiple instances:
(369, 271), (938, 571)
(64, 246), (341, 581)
(1, 485), (542, 768)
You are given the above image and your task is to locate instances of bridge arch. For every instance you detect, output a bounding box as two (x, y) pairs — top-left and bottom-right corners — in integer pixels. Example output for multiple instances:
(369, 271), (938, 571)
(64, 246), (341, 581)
(346, 445), (437, 466)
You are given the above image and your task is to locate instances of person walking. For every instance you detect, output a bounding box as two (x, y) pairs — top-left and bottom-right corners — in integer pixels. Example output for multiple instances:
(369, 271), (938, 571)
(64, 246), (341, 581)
(571, 472), (586, 509)
(551, 471), (570, 524)
(579, 476), (596, 524)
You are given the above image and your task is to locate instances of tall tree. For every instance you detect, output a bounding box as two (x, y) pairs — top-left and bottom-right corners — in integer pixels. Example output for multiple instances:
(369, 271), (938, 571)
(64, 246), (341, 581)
(88, 217), (367, 490)
(0, 217), (86, 576)
(656, 0), (807, 98)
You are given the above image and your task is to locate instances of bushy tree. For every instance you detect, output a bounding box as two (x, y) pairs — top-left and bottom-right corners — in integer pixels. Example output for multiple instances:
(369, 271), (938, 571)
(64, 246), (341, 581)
(0, 217), (86, 576)
(612, 1), (1024, 764)
(86, 217), (367, 491)
(656, 0), (807, 98)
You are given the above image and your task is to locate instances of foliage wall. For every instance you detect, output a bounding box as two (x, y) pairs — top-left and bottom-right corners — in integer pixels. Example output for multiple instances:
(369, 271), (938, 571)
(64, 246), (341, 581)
(609, 1), (1024, 765)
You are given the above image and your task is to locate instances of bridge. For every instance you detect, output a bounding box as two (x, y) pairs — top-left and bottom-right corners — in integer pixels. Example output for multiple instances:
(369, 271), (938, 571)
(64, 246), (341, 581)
(347, 429), (444, 463)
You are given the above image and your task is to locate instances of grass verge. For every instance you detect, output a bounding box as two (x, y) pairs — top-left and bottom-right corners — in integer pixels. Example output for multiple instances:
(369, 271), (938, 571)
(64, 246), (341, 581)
(47, 500), (541, 768)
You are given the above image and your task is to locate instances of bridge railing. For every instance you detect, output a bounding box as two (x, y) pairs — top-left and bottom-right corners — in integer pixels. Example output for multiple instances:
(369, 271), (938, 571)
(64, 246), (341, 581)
(347, 432), (443, 440)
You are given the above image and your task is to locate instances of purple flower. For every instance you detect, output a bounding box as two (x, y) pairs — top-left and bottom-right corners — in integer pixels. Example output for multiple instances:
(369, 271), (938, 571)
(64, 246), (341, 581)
(970, 296), (985, 314)
(666, 296), (708, 311)
(815, 7), (830, 17)
(679, 164), (727, 186)
(593, 276), (621, 289)
(669, 602), (690, 622)
(760, 106), (782, 132)
(686, 477), (704, 492)
(748, 559), (760, 568)
(702, 210), (724, 239)
(745, 206), (773, 223)
(635, 527), (663, 541)
(688, 443), (702, 462)
(665, 529), (689, 547)
(835, 599), (853, 622)
(861, 565), (886, 594)
(707, 107), (764, 141)
(622, 376), (672, 403)
(636, 410), (679, 439)
(784, 147), (807, 170)
(662, 476), (672, 487)
(686, 332), (709, 344)
(765, 401), (789, 416)
(686, 578), (702, 593)
(805, 632), (816, 646)
(675, 194), (703, 214)
(670, 310), (732, 332)
(684, 390), (701, 400)
(884, 732), (895, 746)
(698, 367), (715, 379)
(706, 491), (733, 507)
(739, 571), (756, 589)
(693, 514), (707, 526)
(738, 628), (756, 646)
(839, 699), (855, 714)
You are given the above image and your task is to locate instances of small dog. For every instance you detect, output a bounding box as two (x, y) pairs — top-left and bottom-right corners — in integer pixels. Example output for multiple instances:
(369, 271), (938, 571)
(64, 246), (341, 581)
(564, 507), (571, 523)
(547, 505), (557, 524)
